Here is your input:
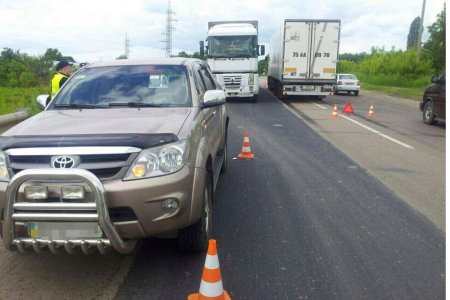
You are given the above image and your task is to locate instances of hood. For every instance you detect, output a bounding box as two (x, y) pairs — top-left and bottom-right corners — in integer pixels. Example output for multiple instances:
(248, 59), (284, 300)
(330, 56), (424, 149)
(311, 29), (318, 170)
(3, 108), (192, 137)
(207, 57), (258, 73)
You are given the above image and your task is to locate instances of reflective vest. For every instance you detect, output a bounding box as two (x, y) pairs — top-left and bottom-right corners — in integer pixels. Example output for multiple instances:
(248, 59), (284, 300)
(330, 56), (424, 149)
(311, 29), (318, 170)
(51, 72), (68, 98)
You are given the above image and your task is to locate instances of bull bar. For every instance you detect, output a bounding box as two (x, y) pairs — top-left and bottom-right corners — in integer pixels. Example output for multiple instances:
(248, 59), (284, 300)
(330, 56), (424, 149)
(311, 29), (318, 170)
(3, 169), (137, 254)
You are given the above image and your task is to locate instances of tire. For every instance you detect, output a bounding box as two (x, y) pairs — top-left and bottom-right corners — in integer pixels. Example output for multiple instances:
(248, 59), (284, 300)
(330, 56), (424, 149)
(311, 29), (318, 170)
(354, 91), (359, 96)
(220, 134), (228, 174)
(268, 77), (274, 91)
(177, 175), (212, 252)
(250, 95), (258, 102)
(347, 91), (351, 95)
(333, 90), (338, 95)
(275, 82), (284, 99)
(423, 101), (436, 124)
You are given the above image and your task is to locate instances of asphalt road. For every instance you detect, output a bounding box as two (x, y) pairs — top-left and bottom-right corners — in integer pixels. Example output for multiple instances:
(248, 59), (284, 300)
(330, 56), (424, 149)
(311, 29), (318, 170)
(115, 89), (445, 299)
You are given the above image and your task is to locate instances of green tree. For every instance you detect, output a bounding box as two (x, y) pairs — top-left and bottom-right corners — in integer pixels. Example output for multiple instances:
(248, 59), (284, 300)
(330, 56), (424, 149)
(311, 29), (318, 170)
(423, 4), (445, 72)
(177, 51), (189, 58)
(258, 56), (268, 75)
(116, 54), (128, 60)
(407, 17), (421, 49)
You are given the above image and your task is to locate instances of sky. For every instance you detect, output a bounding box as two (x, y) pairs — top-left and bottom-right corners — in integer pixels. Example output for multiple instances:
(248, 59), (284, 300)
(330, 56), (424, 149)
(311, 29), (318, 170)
(0, 0), (445, 62)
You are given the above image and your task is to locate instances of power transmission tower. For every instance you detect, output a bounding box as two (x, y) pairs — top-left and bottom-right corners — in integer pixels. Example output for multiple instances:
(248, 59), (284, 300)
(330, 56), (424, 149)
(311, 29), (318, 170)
(161, 0), (176, 57)
(125, 32), (131, 58)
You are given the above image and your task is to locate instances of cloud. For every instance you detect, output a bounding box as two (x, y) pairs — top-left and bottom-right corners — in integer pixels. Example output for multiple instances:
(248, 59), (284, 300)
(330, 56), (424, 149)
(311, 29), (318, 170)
(0, 0), (445, 61)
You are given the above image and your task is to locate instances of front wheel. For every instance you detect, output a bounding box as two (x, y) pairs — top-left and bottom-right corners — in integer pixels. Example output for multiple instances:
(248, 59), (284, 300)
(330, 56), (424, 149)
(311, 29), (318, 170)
(177, 175), (212, 252)
(423, 101), (435, 124)
(354, 91), (359, 96)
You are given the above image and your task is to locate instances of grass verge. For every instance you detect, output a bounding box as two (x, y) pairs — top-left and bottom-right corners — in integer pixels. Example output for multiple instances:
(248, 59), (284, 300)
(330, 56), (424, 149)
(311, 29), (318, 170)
(0, 86), (49, 115)
(361, 83), (424, 100)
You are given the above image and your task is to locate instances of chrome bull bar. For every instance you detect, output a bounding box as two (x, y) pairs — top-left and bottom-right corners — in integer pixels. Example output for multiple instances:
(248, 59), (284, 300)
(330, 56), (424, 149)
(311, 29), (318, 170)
(3, 169), (136, 254)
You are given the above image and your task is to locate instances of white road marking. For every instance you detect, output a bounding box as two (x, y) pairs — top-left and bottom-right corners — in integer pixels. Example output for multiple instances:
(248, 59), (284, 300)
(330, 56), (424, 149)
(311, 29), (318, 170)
(277, 97), (414, 150)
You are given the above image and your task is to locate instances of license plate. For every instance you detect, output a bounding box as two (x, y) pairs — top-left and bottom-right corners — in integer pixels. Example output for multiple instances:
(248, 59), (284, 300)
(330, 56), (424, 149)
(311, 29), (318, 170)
(27, 222), (102, 239)
(345, 82), (354, 85)
(302, 85), (315, 91)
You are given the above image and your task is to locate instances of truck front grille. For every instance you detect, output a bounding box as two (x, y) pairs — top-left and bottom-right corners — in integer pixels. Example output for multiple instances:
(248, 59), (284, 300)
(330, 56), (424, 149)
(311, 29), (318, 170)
(220, 75), (243, 90)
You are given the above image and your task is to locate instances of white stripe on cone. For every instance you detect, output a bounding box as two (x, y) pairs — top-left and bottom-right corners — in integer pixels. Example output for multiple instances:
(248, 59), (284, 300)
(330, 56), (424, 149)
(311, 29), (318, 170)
(241, 146), (251, 153)
(199, 280), (224, 298)
(204, 254), (220, 269)
(244, 137), (250, 142)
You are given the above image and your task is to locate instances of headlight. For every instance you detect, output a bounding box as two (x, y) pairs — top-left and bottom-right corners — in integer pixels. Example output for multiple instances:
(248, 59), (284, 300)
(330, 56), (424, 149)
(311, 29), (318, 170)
(248, 73), (254, 85)
(0, 151), (9, 182)
(124, 140), (189, 180)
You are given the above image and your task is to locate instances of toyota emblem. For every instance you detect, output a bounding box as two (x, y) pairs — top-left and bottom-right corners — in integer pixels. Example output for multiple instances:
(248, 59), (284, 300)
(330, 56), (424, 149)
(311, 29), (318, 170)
(51, 156), (80, 169)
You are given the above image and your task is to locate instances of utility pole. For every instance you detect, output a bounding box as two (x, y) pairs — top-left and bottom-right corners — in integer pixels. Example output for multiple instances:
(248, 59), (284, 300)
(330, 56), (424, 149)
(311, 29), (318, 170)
(161, 0), (176, 57)
(125, 32), (130, 59)
(416, 0), (426, 63)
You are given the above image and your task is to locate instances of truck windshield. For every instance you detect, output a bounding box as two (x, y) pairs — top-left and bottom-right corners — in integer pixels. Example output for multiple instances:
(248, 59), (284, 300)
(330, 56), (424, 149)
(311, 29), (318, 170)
(50, 65), (191, 109)
(208, 35), (257, 58)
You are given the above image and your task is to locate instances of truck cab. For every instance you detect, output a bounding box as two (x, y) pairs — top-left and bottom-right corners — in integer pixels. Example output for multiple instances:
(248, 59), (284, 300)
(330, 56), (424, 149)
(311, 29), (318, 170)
(203, 21), (264, 102)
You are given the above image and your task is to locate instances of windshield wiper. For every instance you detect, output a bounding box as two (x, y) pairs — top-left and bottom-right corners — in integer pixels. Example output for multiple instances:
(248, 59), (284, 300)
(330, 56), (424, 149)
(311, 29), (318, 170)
(109, 102), (163, 107)
(54, 103), (108, 109)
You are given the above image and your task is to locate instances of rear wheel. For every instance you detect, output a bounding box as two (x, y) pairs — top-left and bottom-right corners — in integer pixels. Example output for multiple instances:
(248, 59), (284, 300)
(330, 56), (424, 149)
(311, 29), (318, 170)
(177, 175), (212, 252)
(423, 101), (436, 124)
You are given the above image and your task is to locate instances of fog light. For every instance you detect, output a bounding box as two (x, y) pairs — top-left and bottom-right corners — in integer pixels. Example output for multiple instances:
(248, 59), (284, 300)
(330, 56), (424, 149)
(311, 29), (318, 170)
(62, 186), (85, 200)
(161, 198), (179, 213)
(25, 186), (48, 200)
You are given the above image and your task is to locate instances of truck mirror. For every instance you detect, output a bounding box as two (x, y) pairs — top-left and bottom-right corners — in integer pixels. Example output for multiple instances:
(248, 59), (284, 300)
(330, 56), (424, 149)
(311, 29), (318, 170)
(199, 41), (204, 57)
(259, 45), (265, 56)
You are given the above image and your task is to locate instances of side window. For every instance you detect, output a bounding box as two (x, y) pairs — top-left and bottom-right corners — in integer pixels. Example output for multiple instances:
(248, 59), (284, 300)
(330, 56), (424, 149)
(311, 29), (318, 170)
(199, 65), (216, 91)
(193, 64), (206, 96)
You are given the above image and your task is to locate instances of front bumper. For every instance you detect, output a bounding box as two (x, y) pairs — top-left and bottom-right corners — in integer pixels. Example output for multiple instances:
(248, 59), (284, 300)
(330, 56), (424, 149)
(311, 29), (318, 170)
(336, 85), (360, 92)
(0, 165), (204, 254)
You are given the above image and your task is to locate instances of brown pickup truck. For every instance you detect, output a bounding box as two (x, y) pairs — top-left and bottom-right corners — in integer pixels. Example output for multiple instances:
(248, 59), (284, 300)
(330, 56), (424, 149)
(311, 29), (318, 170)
(0, 58), (229, 254)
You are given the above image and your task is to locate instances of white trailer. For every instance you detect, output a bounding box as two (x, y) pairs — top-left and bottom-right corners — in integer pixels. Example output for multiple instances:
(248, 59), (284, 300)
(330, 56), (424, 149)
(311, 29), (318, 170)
(201, 21), (265, 101)
(268, 19), (340, 99)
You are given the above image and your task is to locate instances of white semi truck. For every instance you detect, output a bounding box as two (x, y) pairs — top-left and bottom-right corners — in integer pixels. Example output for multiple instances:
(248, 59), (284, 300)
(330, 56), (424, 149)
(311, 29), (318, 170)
(201, 21), (265, 101)
(268, 19), (340, 99)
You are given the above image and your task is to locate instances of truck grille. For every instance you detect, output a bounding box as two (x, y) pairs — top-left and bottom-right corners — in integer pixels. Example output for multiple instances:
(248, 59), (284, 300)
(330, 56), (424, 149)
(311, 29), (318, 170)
(220, 75), (243, 90)
(8, 152), (137, 181)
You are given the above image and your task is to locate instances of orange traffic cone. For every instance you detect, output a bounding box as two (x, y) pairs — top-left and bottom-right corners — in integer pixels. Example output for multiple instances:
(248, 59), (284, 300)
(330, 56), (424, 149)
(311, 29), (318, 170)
(238, 131), (254, 159)
(329, 104), (339, 118)
(367, 105), (375, 117)
(188, 240), (231, 300)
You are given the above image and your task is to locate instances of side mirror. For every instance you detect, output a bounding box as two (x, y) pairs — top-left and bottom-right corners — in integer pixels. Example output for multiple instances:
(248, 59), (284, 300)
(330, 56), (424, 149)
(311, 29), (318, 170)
(431, 75), (438, 83)
(202, 90), (226, 107)
(259, 45), (265, 56)
(36, 95), (50, 111)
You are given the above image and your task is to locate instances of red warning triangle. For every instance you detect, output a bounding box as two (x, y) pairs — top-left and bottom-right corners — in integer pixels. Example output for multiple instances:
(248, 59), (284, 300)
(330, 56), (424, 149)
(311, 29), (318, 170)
(342, 103), (354, 114)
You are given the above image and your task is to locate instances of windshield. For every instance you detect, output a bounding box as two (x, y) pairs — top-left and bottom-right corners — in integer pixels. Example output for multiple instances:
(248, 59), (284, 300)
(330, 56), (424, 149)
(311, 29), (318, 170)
(50, 65), (191, 108)
(207, 35), (257, 58)
(339, 74), (357, 80)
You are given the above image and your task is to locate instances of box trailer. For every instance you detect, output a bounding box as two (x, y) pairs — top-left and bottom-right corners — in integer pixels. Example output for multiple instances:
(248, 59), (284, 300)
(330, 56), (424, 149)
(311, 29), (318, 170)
(268, 19), (340, 99)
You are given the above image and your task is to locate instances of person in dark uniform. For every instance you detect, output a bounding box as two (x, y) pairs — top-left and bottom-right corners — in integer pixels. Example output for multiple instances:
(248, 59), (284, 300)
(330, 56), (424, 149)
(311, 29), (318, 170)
(51, 61), (72, 98)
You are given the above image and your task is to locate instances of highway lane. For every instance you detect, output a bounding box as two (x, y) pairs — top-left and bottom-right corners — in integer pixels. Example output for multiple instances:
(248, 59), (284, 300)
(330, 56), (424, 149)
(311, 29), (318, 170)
(116, 89), (444, 299)
(276, 88), (445, 231)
